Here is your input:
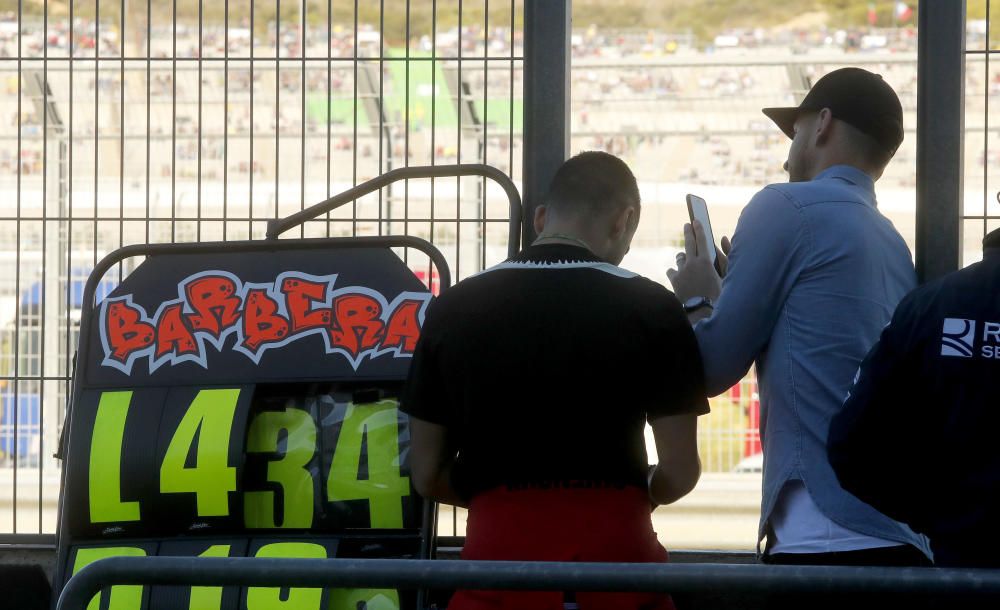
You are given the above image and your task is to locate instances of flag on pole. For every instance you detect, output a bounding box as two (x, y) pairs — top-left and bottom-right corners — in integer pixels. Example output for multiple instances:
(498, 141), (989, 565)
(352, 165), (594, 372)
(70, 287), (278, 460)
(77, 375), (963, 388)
(867, 3), (878, 26)
(895, 2), (914, 23)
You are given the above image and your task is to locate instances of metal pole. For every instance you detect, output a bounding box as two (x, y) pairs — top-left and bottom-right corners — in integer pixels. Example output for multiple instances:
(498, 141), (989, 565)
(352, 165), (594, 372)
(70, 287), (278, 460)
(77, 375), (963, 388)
(916, 1), (965, 282)
(26, 72), (67, 482)
(358, 63), (394, 238)
(522, 0), (571, 247)
(58, 557), (1000, 610)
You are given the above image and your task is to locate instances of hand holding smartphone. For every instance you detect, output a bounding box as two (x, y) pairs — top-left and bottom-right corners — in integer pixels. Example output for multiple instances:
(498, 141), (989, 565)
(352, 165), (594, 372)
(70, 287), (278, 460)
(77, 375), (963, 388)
(685, 194), (723, 276)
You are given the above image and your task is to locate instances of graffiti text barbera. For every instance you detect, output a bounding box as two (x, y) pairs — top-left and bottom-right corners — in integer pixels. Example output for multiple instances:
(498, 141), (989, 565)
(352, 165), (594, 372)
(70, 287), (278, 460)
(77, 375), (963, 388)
(99, 271), (430, 374)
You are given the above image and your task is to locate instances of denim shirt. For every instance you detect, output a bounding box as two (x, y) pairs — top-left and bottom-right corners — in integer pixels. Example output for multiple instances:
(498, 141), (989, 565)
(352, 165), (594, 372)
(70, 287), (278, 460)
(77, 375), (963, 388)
(694, 165), (931, 557)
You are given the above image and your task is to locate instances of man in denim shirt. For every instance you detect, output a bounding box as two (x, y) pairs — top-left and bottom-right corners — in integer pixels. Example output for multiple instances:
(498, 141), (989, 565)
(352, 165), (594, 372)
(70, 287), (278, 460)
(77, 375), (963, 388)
(668, 68), (932, 567)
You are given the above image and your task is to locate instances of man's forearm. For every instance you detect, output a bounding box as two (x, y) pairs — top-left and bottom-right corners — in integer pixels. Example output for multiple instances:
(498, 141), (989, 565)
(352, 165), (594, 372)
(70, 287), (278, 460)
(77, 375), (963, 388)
(648, 459), (701, 507)
(420, 463), (468, 509)
(407, 416), (469, 508)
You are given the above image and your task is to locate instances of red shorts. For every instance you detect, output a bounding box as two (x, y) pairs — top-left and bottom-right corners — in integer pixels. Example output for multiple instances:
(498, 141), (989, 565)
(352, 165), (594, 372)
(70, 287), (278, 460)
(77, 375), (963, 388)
(448, 485), (675, 610)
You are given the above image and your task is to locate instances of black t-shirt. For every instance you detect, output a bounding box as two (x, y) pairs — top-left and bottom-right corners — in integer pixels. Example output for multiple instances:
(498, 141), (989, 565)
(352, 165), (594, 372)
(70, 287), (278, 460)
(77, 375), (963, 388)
(401, 244), (709, 500)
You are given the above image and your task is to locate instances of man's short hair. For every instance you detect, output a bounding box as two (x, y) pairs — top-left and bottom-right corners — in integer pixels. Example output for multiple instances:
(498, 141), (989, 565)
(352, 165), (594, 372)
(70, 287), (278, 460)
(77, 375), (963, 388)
(545, 151), (641, 217)
(839, 119), (895, 171)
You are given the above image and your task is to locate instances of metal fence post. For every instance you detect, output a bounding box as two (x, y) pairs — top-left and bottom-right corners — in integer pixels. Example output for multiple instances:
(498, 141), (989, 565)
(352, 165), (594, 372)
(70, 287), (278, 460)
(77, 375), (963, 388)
(522, 0), (571, 247)
(916, 1), (965, 282)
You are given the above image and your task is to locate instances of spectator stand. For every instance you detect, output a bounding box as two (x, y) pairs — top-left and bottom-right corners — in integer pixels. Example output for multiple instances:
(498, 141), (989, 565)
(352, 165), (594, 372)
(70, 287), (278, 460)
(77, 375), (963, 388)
(52, 164), (523, 610)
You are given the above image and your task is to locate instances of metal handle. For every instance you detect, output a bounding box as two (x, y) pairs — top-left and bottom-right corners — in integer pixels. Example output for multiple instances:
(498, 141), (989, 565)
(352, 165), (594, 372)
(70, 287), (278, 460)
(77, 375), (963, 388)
(265, 164), (523, 259)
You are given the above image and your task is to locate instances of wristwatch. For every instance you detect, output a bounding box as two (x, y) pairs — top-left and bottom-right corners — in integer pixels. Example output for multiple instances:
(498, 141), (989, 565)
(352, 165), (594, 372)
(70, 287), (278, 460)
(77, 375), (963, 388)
(682, 296), (714, 313)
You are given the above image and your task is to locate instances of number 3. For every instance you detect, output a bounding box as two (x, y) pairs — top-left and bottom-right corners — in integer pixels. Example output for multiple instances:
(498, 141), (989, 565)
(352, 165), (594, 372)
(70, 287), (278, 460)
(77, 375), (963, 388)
(244, 406), (317, 528)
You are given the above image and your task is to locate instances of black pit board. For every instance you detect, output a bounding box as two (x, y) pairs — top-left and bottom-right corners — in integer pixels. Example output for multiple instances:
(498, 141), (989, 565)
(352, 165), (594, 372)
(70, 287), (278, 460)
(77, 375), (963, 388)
(54, 237), (446, 610)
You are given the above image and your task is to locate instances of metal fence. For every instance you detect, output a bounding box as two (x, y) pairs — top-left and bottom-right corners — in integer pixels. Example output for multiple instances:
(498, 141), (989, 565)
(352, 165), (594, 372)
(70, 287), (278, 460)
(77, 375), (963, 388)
(565, 50), (925, 479)
(965, 0), (1000, 265)
(570, 52), (924, 478)
(0, 1), (985, 541)
(0, 0), (525, 537)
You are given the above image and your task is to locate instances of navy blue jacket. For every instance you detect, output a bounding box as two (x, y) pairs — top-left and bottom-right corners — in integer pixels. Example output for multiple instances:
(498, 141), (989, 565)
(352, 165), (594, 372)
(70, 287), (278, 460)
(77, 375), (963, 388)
(829, 249), (1000, 567)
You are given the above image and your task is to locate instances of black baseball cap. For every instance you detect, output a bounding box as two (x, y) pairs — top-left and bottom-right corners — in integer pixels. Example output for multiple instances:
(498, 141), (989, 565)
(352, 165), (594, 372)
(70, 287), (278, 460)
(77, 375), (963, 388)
(762, 67), (904, 156)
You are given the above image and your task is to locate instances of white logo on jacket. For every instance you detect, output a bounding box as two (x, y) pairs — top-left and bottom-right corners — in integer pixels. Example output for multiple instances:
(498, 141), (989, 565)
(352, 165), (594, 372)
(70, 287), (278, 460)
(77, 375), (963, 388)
(941, 318), (976, 358)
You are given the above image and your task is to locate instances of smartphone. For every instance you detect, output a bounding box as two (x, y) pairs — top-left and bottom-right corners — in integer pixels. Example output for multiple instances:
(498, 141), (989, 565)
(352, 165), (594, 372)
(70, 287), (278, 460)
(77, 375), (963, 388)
(685, 194), (722, 275)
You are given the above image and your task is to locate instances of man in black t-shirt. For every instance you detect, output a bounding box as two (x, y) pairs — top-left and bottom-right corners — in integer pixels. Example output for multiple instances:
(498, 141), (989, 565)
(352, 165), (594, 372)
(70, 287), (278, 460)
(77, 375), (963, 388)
(401, 151), (709, 610)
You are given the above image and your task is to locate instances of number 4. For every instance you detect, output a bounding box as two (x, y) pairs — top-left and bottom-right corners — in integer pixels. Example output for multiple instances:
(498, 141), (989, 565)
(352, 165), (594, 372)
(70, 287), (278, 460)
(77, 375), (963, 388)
(327, 400), (410, 528)
(160, 389), (241, 517)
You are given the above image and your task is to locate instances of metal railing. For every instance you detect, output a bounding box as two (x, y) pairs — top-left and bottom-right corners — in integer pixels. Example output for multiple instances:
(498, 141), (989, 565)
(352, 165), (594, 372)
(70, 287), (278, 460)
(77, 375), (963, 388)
(57, 556), (1000, 610)
(266, 163), (523, 257)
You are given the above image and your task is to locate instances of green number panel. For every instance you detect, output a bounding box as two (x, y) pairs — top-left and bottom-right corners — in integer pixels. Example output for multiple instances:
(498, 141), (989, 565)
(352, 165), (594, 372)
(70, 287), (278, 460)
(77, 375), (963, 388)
(159, 389), (242, 518)
(149, 386), (254, 530)
(326, 399), (411, 529)
(63, 389), (419, 609)
(244, 406), (318, 529)
(70, 545), (155, 610)
(89, 392), (143, 523)
(68, 540), (406, 610)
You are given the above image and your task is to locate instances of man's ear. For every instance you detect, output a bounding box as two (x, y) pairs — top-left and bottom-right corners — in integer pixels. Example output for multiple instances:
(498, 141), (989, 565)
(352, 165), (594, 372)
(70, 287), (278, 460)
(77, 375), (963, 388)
(533, 205), (547, 236)
(612, 205), (637, 239)
(815, 108), (834, 145)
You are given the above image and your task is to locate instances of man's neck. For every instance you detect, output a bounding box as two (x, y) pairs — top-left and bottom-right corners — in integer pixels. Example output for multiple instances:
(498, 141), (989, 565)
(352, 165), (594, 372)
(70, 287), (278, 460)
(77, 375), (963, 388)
(534, 232), (593, 251)
(810, 161), (878, 182)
